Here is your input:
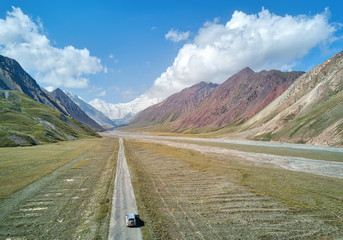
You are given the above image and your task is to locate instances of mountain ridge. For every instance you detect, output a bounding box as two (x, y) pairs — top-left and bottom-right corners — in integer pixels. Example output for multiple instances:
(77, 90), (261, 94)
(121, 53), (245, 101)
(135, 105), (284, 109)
(64, 90), (116, 128)
(130, 67), (304, 133)
(0, 90), (98, 147)
(89, 94), (163, 122)
(175, 68), (304, 131)
(243, 50), (343, 146)
(130, 82), (218, 126)
(0, 55), (69, 116)
(50, 88), (104, 131)
(0, 54), (99, 146)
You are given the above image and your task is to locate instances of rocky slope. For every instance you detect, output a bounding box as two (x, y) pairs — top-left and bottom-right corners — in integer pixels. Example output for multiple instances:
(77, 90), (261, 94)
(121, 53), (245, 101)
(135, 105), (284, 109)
(130, 82), (218, 127)
(64, 90), (116, 128)
(243, 51), (343, 147)
(50, 89), (104, 131)
(0, 55), (68, 115)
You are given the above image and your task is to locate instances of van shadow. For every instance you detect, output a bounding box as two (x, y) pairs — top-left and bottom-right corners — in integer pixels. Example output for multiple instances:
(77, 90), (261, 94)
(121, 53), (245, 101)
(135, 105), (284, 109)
(135, 217), (145, 228)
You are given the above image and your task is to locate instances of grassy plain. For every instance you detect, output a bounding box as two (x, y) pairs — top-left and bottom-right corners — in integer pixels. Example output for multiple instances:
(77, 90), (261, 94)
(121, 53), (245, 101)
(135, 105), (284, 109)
(0, 137), (118, 239)
(0, 138), (98, 198)
(125, 139), (343, 239)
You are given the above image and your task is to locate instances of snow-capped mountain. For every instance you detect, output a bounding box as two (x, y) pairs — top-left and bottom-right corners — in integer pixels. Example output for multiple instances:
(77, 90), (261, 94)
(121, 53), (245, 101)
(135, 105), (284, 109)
(89, 94), (163, 121)
(64, 90), (117, 128)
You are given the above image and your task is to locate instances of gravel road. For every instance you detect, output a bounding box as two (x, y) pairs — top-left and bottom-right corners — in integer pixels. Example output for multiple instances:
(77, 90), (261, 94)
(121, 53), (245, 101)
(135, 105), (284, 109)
(108, 138), (142, 240)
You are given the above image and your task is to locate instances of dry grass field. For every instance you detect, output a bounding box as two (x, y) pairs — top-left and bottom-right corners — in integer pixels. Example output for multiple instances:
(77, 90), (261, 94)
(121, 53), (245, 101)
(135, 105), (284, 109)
(0, 137), (118, 239)
(0, 139), (99, 198)
(1, 134), (342, 239)
(125, 139), (343, 239)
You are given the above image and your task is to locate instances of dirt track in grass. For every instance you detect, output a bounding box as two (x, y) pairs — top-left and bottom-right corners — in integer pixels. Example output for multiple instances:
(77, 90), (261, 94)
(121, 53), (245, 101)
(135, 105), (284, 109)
(0, 137), (118, 240)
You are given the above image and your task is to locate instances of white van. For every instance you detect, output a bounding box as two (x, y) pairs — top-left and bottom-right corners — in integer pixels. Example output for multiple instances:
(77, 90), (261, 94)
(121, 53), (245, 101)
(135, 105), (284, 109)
(125, 213), (137, 227)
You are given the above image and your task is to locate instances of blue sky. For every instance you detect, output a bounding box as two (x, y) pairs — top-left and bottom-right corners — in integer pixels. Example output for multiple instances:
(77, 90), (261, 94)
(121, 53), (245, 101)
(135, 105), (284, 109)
(0, 0), (342, 104)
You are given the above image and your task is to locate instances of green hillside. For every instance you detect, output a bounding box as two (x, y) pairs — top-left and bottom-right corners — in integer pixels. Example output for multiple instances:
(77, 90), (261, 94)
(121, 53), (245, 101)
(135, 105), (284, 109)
(254, 90), (343, 144)
(0, 90), (99, 147)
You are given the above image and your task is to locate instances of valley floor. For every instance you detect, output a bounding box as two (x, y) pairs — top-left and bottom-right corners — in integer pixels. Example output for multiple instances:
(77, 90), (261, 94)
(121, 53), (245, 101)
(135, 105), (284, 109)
(107, 131), (343, 239)
(0, 137), (118, 239)
(1, 132), (342, 239)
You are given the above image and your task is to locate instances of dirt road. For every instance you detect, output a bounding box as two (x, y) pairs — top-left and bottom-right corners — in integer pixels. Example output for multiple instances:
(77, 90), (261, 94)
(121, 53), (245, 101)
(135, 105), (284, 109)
(108, 138), (142, 240)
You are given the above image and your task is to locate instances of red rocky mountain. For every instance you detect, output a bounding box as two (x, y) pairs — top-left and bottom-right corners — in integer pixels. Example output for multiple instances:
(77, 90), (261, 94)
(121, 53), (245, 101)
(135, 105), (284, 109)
(130, 82), (218, 126)
(173, 67), (305, 131)
(131, 67), (304, 132)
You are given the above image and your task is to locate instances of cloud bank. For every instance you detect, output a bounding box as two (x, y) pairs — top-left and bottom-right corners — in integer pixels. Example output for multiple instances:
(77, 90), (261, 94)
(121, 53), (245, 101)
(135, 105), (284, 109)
(0, 7), (104, 89)
(165, 29), (190, 42)
(148, 8), (337, 99)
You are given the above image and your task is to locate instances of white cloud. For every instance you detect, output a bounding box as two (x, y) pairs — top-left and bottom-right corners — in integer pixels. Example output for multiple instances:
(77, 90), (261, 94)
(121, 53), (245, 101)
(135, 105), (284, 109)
(109, 54), (118, 63)
(148, 8), (337, 99)
(97, 90), (106, 97)
(165, 29), (190, 42)
(87, 85), (103, 93)
(0, 7), (104, 88)
(44, 86), (55, 92)
(122, 89), (135, 99)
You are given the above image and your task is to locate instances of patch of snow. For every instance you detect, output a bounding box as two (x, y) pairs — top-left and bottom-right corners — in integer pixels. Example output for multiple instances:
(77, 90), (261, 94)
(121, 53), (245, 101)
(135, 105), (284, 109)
(89, 94), (163, 120)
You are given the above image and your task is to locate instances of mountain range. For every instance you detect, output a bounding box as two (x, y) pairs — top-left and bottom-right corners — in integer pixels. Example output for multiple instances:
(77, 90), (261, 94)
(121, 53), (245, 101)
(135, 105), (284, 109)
(0, 90), (98, 147)
(50, 88), (105, 131)
(130, 68), (304, 133)
(130, 82), (218, 128)
(0, 55), (68, 115)
(2, 50), (343, 147)
(89, 94), (163, 124)
(64, 90), (116, 129)
(129, 50), (343, 146)
(0, 55), (100, 146)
